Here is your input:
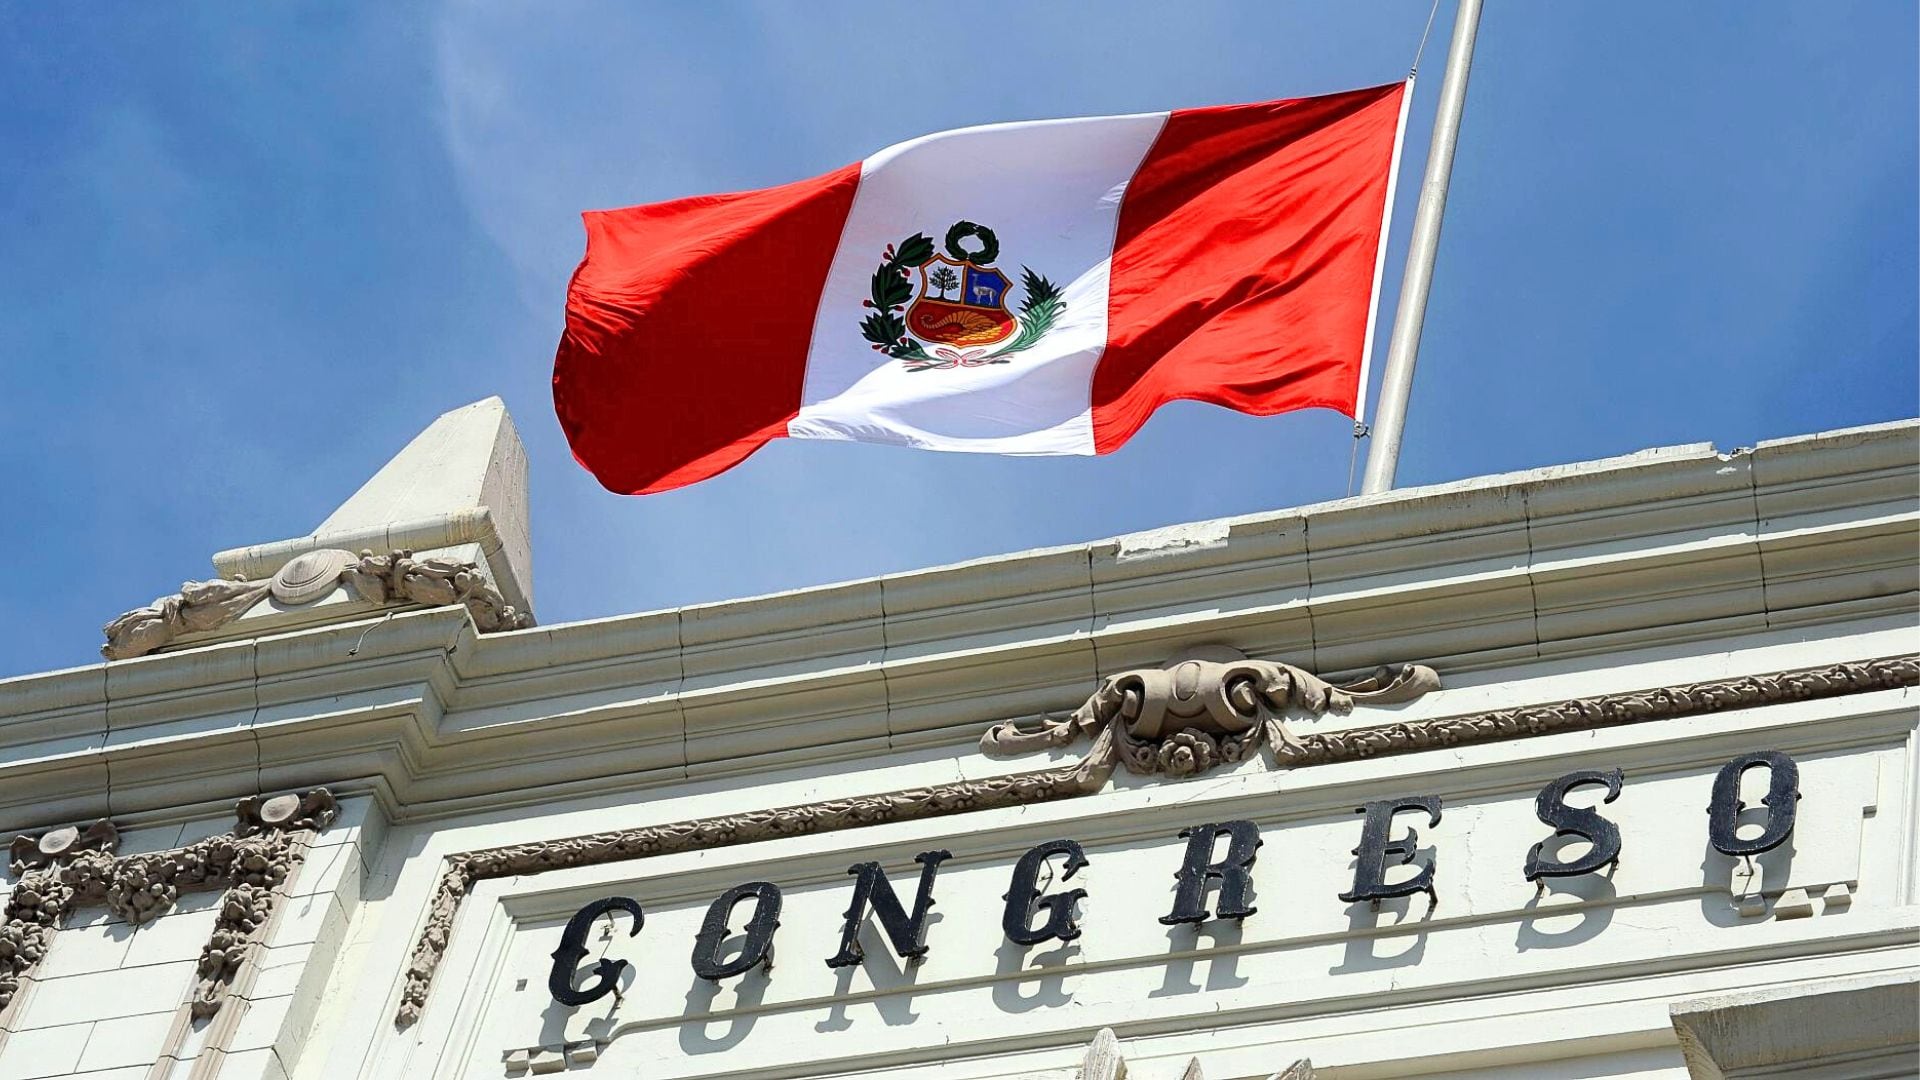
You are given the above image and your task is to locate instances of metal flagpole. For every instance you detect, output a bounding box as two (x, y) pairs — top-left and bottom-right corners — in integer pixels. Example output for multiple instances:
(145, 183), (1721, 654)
(1359, 0), (1483, 494)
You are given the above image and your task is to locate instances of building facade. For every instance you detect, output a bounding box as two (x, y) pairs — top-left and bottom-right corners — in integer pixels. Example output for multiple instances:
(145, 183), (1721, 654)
(0, 400), (1914, 1079)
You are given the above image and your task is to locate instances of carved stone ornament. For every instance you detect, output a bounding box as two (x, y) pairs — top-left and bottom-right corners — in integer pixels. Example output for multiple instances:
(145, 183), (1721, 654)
(391, 653), (1917, 1028)
(100, 578), (272, 660)
(236, 789), (339, 836)
(102, 548), (533, 660)
(981, 648), (1441, 779)
(0, 789), (337, 1022)
(8, 820), (118, 874)
(270, 548), (355, 605)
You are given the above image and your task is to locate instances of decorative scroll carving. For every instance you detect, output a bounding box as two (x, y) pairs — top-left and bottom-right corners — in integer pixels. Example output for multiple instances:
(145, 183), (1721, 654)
(982, 649), (1440, 778)
(392, 653), (1917, 1029)
(392, 739), (1117, 1027)
(102, 549), (532, 660)
(0, 789), (337, 1020)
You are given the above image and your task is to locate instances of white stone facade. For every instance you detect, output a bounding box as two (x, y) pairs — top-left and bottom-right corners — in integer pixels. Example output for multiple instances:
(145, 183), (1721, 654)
(1, 406), (1914, 1079)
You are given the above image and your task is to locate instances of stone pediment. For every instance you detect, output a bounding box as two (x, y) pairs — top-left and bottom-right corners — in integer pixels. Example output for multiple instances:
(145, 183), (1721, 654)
(100, 397), (534, 659)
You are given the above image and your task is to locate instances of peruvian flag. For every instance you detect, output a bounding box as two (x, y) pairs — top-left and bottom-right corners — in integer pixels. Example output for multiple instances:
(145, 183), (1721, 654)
(556, 81), (1410, 494)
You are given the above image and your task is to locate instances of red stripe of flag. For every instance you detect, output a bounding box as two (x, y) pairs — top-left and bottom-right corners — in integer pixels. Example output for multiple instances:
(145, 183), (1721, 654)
(554, 164), (860, 495)
(1094, 82), (1407, 452)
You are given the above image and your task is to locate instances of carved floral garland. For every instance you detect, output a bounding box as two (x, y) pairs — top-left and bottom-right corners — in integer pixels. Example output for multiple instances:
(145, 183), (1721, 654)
(0, 789), (338, 1021)
(391, 653), (1917, 1028)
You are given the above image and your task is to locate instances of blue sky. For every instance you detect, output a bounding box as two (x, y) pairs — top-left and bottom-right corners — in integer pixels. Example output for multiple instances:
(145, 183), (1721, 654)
(1, 3), (1914, 679)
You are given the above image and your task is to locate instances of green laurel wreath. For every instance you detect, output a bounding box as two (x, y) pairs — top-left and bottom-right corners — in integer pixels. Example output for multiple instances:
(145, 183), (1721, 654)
(944, 221), (1000, 264)
(861, 231), (1066, 372)
(994, 268), (1064, 358)
(860, 233), (936, 363)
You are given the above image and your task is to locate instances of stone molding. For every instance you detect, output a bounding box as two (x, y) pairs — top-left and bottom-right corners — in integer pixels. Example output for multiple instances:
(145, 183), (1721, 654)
(213, 508), (499, 584)
(1267, 654), (1916, 769)
(0, 789), (338, 1025)
(980, 649), (1440, 778)
(390, 654), (1915, 1029)
(1079, 1026), (1315, 1080)
(101, 548), (533, 660)
(1669, 970), (1918, 1078)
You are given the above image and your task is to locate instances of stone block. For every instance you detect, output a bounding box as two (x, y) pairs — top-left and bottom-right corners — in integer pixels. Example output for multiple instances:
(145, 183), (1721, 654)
(268, 892), (346, 954)
(882, 637), (1097, 748)
(71, 1010), (176, 1072)
(0, 1020), (89, 1080)
(120, 904), (220, 969)
(288, 842), (360, 904)
(34, 919), (134, 981)
(17, 961), (194, 1029)
(225, 994), (297, 1056)
(198, 1046), (288, 1080)
(1306, 481), (1530, 602)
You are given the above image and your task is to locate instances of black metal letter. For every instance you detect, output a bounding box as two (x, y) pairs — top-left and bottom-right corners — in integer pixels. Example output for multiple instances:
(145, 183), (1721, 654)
(1159, 820), (1261, 926)
(1709, 750), (1800, 856)
(1001, 839), (1089, 946)
(548, 896), (643, 1007)
(691, 881), (782, 981)
(825, 849), (951, 968)
(1525, 768), (1624, 882)
(1339, 797), (1443, 906)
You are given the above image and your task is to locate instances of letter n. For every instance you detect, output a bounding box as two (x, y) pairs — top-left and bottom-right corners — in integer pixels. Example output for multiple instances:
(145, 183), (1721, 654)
(825, 849), (952, 968)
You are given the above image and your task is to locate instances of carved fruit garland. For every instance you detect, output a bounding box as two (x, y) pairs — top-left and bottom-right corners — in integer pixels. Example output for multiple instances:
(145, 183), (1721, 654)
(0, 790), (338, 1020)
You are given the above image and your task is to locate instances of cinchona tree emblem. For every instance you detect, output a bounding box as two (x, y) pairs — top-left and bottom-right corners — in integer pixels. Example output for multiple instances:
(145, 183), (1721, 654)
(861, 221), (1064, 372)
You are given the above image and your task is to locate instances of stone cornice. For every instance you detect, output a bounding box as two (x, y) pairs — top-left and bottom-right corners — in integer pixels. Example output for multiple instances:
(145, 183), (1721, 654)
(0, 422), (1912, 832)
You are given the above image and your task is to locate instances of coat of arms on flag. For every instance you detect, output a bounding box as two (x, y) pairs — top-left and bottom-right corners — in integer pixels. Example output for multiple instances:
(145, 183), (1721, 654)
(860, 221), (1064, 372)
(556, 82), (1411, 494)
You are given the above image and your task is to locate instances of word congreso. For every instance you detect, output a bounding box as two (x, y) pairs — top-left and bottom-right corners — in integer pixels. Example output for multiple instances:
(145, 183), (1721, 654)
(546, 749), (1800, 1006)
